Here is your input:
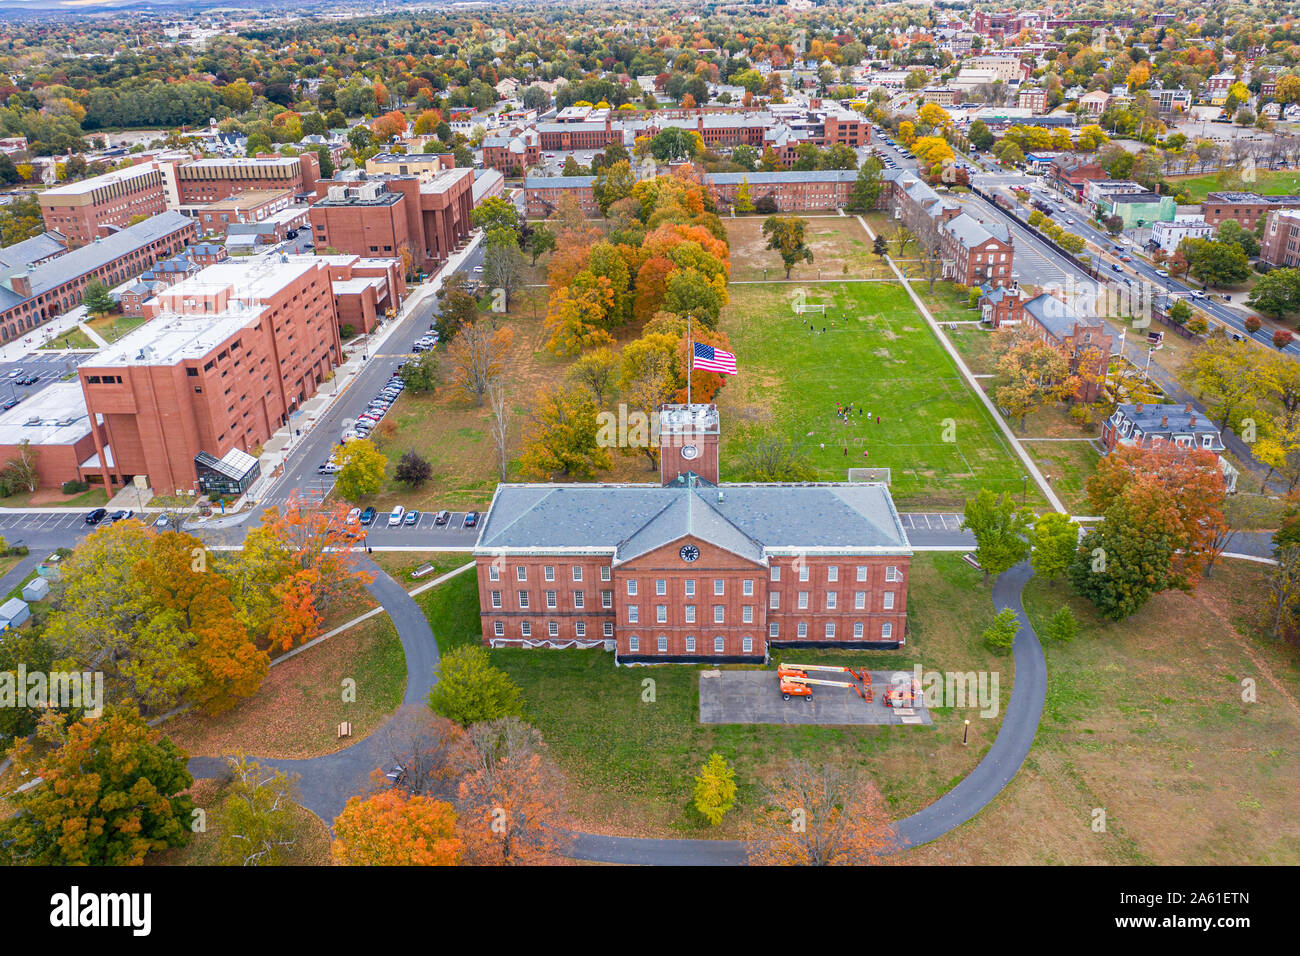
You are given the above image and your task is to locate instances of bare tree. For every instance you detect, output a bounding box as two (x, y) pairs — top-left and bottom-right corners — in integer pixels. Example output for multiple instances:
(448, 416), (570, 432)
(1267, 545), (1300, 639)
(374, 704), (468, 798)
(489, 382), (511, 482)
(446, 318), (514, 406)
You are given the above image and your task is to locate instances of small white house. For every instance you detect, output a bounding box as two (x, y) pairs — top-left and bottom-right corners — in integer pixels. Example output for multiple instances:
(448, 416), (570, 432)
(0, 597), (30, 628)
(21, 577), (49, 603)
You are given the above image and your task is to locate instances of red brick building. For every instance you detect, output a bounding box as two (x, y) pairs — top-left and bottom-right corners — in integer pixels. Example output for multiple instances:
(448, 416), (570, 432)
(1203, 191), (1300, 231)
(706, 169), (857, 211)
(0, 211), (195, 345)
(473, 404), (912, 663)
(309, 168), (474, 274)
(175, 154), (320, 207)
(524, 175), (598, 218)
(1260, 207), (1300, 267)
(38, 161), (175, 246)
(981, 288), (1114, 403)
(1047, 158), (1106, 200)
(77, 257), (344, 493)
(940, 212), (1015, 288)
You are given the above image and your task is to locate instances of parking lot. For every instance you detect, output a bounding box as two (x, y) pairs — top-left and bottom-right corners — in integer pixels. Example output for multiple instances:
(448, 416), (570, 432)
(698, 670), (933, 726)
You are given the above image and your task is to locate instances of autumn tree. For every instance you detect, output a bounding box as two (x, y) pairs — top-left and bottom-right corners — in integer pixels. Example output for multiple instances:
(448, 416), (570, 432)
(593, 159), (636, 216)
(446, 319), (514, 405)
(693, 752), (737, 826)
(215, 756), (301, 866)
(734, 431), (818, 482)
(482, 229), (526, 312)
(994, 327), (1081, 430)
(1183, 331), (1272, 431)
(565, 347), (620, 405)
(762, 215), (814, 278)
(617, 331), (679, 468)
(394, 449), (432, 487)
(335, 438), (388, 501)
(427, 645), (524, 727)
(544, 272), (615, 356)
(332, 790), (462, 866)
(374, 704), (468, 797)
(0, 709), (194, 866)
(519, 384), (611, 479)
(961, 489), (1035, 584)
(456, 717), (568, 865)
(742, 761), (895, 866)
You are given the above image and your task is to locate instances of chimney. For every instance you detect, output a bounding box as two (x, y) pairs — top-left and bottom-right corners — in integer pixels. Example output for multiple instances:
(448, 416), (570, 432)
(1136, 402), (1144, 413)
(1161, 416), (1168, 428)
(1184, 402), (1192, 413)
(1190, 416), (1197, 427)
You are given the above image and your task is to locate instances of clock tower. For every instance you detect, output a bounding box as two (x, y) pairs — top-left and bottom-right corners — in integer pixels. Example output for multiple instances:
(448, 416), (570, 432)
(659, 403), (720, 486)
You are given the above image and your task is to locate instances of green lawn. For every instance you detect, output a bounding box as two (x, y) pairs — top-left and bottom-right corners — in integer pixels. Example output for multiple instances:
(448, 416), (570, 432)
(39, 327), (95, 351)
(716, 281), (1045, 510)
(420, 553), (1013, 838)
(86, 313), (147, 344)
(1169, 168), (1300, 203)
(1020, 438), (1102, 515)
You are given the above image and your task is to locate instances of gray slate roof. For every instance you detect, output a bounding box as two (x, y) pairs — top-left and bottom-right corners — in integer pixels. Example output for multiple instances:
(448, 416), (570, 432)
(476, 483), (911, 562)
(708, 169), (857, 186)
(0, 231), (67, 270)
(943, 211), (1011, 248)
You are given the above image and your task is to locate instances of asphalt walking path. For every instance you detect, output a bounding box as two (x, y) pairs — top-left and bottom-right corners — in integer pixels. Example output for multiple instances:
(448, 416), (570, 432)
(189, 559), (1048, 864)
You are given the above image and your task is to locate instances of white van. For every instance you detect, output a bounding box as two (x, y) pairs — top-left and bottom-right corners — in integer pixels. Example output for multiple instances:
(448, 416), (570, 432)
(388, 505), (406, 527)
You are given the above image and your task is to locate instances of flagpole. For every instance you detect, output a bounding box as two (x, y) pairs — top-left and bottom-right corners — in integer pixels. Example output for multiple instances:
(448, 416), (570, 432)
(687, 313), (692, 407)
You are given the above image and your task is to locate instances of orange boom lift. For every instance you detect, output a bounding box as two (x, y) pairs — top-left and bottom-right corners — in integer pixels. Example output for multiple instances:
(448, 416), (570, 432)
(777, 663), (873, 702)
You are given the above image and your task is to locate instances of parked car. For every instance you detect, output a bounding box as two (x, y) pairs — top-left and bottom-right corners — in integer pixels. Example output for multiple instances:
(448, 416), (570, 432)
(464, 511), (480, 528)
(1, 398), (18, 411)
(388, 505), (406, 527)
(154, 515), (171, 530)
(106, 509), (134, 524)
(345, 507), (362, 525)
(404, 510), (420, 526)
(434, 510), (451, 525)
(1156, 269), (1169, 278)
(1190, 289), (1207, 299)
(84, 507), (108, 525)
(317, 461), (341, 475)
(360, 506), (377, 526)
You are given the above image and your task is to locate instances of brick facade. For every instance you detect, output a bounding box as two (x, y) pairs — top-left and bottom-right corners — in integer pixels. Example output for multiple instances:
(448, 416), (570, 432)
(38, 162), (173, 246)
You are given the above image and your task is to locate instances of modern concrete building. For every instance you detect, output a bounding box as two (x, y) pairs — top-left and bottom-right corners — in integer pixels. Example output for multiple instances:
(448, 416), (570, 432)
(175, 154), (320, 208)
(37, 161), (175, 245)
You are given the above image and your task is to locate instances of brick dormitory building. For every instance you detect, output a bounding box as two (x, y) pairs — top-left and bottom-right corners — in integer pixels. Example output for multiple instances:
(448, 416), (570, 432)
(472, 404), (912, 664)
(0, 251), (404, 493)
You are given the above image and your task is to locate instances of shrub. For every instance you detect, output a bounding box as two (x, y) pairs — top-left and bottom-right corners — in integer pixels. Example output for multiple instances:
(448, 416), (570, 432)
(1245, 316), (1262, 334)
(1275, 329), (1294, 350)
(1044, 606), (1078, 643)
(61, 480), (90, 495)
(983, 607), (1020, 651)
(340, 324), (356, 340)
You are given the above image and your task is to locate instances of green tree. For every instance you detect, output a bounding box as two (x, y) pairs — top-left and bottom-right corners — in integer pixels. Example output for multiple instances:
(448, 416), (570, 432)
(472, 195), (521, 239)
(847, 156), (883, 212)
(961, 489), (1035, 584)
(400, 351), (439, 393)
(982, 607), (1020, 650)
(762, 215), (814, 278)
(1066, 497), (1176, 621)
(592, 159), (636, 216)
(82, 279), (114, 317)
(1044, 606), (1078, 643)
(693, 752), (737, 826)
(1029, 512), (1079, 583)
(526, 221), (556, 265)
(216, 756), (301, 866)
(1248, 268), (1300, 319)
(427, 645), (524, 727)
(1178, 237), (1250, 288)
(0, 709), (194, 866)
(335, 439), (387, 501)
(968, 119), (994, 151)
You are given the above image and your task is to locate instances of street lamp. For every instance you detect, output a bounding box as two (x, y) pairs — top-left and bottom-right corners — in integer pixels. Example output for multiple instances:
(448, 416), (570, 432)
(1021, 474), (1028, 502)
(963, 719), (970, 746)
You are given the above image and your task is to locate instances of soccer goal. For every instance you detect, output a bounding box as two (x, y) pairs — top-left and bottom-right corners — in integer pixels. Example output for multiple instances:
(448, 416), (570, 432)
(848, 467), (891, 485)
(794, 302), (827, 316)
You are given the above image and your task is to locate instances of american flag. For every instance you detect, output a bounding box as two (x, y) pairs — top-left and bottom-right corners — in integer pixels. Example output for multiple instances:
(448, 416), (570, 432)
(693, 342), (738, 375)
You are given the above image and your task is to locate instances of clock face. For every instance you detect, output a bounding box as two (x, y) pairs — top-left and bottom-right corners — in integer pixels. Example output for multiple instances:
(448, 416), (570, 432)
(681, 444), (699, 460)
(680, 544), (701, 562)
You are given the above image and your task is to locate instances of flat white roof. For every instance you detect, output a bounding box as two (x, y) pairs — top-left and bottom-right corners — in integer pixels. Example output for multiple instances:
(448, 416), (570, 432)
(40, 162), (161, 197)
(0, 382), (92, 447)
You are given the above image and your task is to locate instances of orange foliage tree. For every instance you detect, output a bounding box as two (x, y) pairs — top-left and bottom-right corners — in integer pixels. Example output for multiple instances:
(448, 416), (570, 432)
(332, 790), (462, 866)
(742, 761), (896, 866)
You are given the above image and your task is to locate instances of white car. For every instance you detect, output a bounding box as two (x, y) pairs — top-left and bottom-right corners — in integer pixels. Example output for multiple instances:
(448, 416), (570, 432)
(1190, 290), (1207, 299)
(388, 505), (406, 527)
(1156, 269), (1169, 278)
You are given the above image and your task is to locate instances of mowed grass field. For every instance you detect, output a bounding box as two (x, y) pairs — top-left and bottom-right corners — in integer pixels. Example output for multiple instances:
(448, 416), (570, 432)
(1170, 167), (1300, 203)
(420, 553), (1013, 839)
(724, 214), (894, 282)
(715, 281), (1045, 510)
(908, 559), (1300, 865)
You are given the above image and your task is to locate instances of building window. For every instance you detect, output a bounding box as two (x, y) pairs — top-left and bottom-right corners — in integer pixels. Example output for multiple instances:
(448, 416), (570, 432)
(548, 621), (559, 638)
(490, 590), (502, 609)
(494, 621), (504, 637)
(627, 580), (637, 596)
(685, 635), (696, 653)
(826, 592), (837, 610)
(656, 579), (666, 596)
(628, 606), (639, 623)
(769, 622), (779, 637)
(574, 591), (585, 609)
(798, 592), (809, 610)
(770, 592), (780, 609)
(601, 566), (611, 581)
(572, 566), (583, 581)
(516, 566), (527, 582)
(742, 636), (753, 653)
(685, 579), (695, 597)
(657, 635), (668, 653)
(546, 590), (557, 609)
(743, 579), (754, 596)
(518, 591), (529, 609)
(713, 605), (724, 624)
(886, 566), (902, 582)
(575, 622), (586, 638)
(825, 622), (836, 639)
(854, 622), (864, 639)
(799, 565), (810, 582)
(657, 605), (668, 623)
(543, 566), (554, 582)
(882, 622), (893, 639)
(488, 565), (500, 582)
(629, 635), (639, 652)
(883, 591), (895, 610)
(771, 566), (780, 581)
(742, 606), (754, 623)
(827, 566), (838, 582)
(685, 605), (696, 623)
(714, 579), (724, 596)
(602, 590), (613, 609)
(521, 621), (532, 638)
(714, 636), (725, 653)
(797, 622), (808, 638)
